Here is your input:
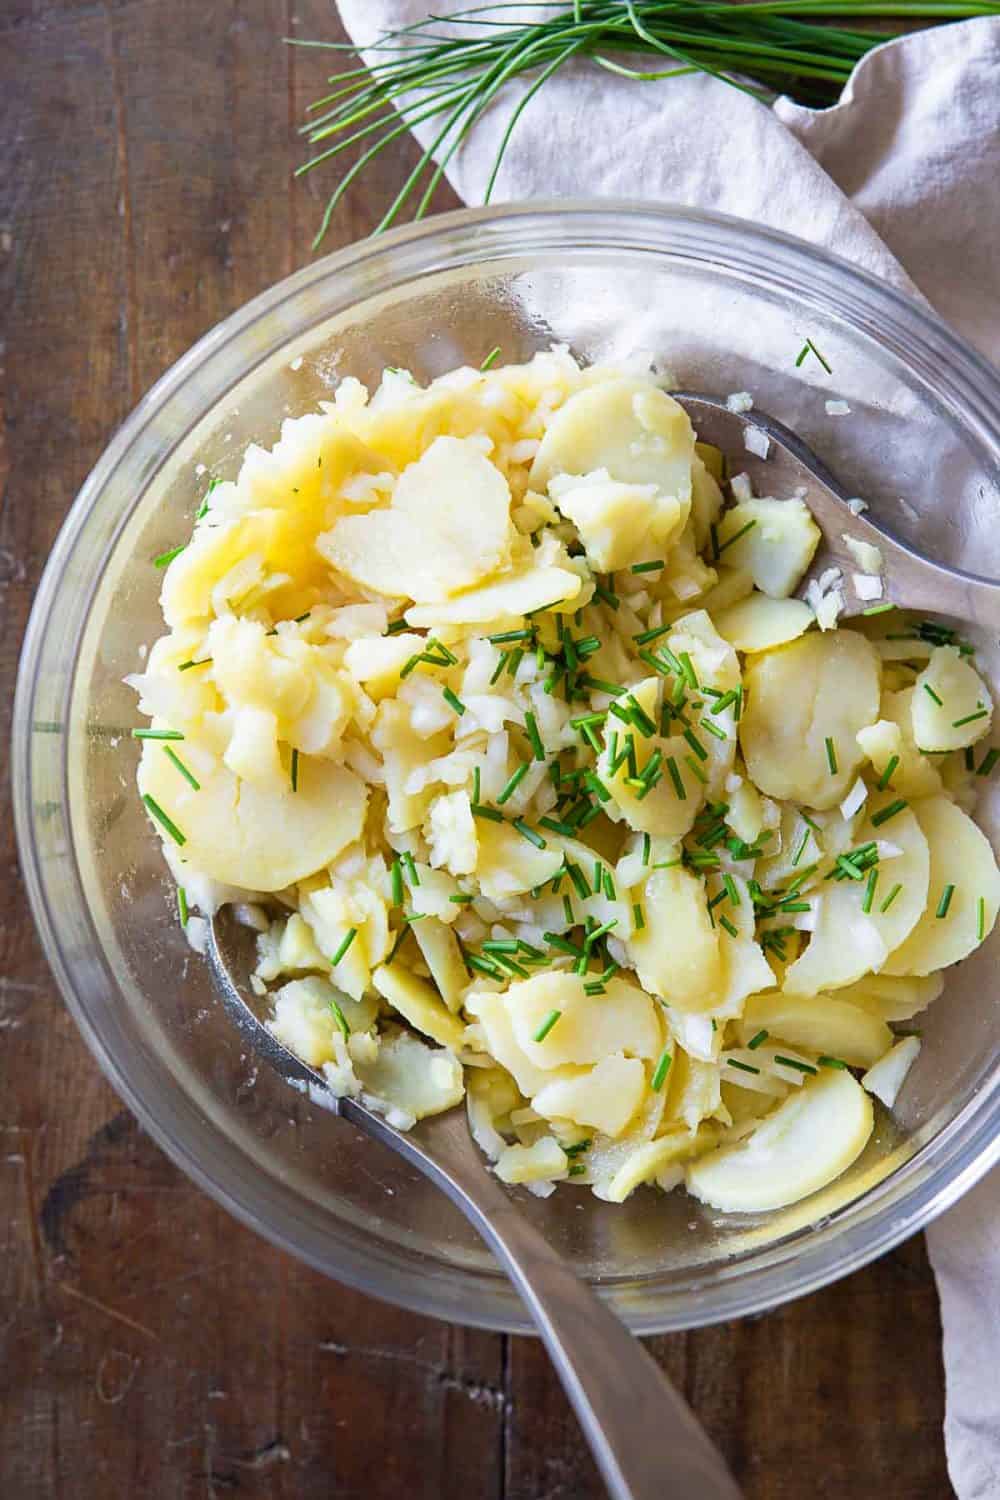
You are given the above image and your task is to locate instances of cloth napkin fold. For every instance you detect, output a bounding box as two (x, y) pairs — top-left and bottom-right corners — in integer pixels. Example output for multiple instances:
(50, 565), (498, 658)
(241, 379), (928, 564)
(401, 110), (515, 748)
(337, 6), (1000, 1492)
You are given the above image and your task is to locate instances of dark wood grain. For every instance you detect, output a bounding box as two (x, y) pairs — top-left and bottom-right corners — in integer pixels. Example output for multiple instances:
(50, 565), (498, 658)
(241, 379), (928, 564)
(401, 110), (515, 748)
(0, 4), (950, 1497)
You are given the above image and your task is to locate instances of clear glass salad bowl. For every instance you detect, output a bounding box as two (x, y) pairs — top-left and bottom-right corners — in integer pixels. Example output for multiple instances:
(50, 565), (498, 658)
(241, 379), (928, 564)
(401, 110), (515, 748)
(14, 202), (1000, 1334)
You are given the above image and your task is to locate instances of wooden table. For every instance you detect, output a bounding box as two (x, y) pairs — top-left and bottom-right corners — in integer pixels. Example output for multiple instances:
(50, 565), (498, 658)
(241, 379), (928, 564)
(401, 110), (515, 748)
(0, 4), (952, 1495)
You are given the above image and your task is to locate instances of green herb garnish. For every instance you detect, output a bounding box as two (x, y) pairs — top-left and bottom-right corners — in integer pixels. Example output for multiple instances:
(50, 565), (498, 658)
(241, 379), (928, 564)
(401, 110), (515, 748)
(497, 762), (530, 805)
(177, 888), (189, 926)
(480, 346), (501, 371)
(774, 1055), (818, 1076)
(877, 754), (899, 790)
(161, 748), (198, 794)
(331, 928), (358, 967)
(795, 337), (831, 374)
(923, 683), (944, 706)
(936, 884), (956, 919)
(142, 794), (186, 847)
(871, 798), (908, 828)
(747, 1029), (769, 1050)
(533, 1009), (561, 1043)
(153, 544), (186, 569)
(330, 997), (351, 1041)
(880, 882), (903, 913)
(824, 736), (838, 774)
(651, 1048), (672, 1092)
(131, 728), (184, 741)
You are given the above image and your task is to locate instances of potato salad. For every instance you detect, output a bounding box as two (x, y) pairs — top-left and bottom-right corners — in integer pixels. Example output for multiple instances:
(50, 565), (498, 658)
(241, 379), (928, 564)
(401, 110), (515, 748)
(129, 349), (1000, 1213)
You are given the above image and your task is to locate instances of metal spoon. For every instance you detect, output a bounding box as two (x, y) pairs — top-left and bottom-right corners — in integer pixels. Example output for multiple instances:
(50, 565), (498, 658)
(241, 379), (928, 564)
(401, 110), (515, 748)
(674, 394), (1000, 625)
(208, 908), (742, 1500)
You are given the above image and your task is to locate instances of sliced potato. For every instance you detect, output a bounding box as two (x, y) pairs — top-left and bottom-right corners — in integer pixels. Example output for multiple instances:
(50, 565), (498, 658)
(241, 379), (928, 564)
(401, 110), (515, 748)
(883, 796), (1000, 975)
(138, 740), (366, 892)
(371, 963), (467, 1051)
(549, 471), (683, 572)
(495, 1136), (568, 1186)
(912, 646), (993, 752)
(413, 918), (469, 1013)
(686, 1068), (873, 1212)
(738, 993), (892, 1068)
(856, 687), (942, 799)
(601, 1126), (717, 1203)
(740, 629), (881, 809)
(530, 377), (695, 504)
(505, 971), (660, 1068)
(319, 436), (513, 603)
(836, 972), (944, 1023)
(532, 1054), (646, 1137)
(404, 556), (581, 629)
(782, 799), (929, 996)
(713, 594), (814, 654)
(861, 1036), (921, 1108)
(474, 819), (564, 904)
(269, 976), (378, 1067)
(600, 677), (701, 839)
(714, 498), (820, 598)
(353, 1029), (465, 1123)
(628, 863), (721, 1012)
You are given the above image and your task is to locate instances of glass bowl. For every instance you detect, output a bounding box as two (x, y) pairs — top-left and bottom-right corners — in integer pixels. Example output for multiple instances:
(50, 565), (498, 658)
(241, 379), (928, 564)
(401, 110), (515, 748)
(14, 202), (1000, 1334)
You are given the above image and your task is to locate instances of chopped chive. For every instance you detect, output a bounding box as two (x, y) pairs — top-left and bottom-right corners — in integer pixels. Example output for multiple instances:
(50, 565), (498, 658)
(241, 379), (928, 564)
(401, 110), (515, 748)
(638, 649), (670, 677)
(774, 1055), (818, 1075)
(632, 900), (645, 932)
(642, 833), (651, 867)
(666, 757), (686, 800)
(978, 896), (987, 942)
(651, 1048), (673, 1091)
(177, 887), (189, 926)
(684, 754), (708, 786)
(747, 1029), (769, 1050)
(402, 851), (420, 887)
(562, 893), (575, 926)
(862, 602), (896, 617)
(633, 624), (673, 646)
(722, 873), (740, 907)
(539, 816), (578, 837)
(700, 717), (728, 743)
(472, 804), (505, 823)
(953, 708), (989, 728)
(719, 914), (739, 938)
(524, 711), (545, 761)
(792, 830), (811, 867)
(977, 747), (1000, 777)
(593, 582), (620, 610)
(450, 892), (474, 906)
(153, 544), (186, 568)
(871, 798), (908, 828)
(564, 1138), (591, 1158)
(506, 647), (525, 678)
(683, 728), (708, 762)
(728, 1058), (761, 1076)
(480, 345), (501, 371)
(331, 928), (358, 967)
(164, 746), (200, 790)
(631, 559), (663, 574)
(862, 868), (879, 914)
(567, 1162), (588, 1177)
(677, 652), (699, 690)
(923, 683), (944, 706)
(391, 858), (404, 907)
(513, 819), (546, 849)
(717, 519), (757, 555)
(936, 884), (956, 919)
(602, 867), (616, 901)
(880, 882), (903, 913)
(825, 737), (838, 774)
(177, 658), (211, 672)
(627, 698), (657, 738)
(488, 628), (533, 645)
(490, 652), (509, 685)
(877, 754), (899, 791)
(466, 953), (500, 979)
(386, 923), (411, 965)
(142, 794), (186, 847)
(592, 860), (603, 896)
(796, 337), (831, 374)
(131, 727), (184, 741)
(533, 1009), (561, 1043)
(385, 618), (409, 635)
(966, 747), (976, 770)
(497, 762), (530, 805)
(818, 1055), (848, 1070)
(329, 998), (351, 1041)
(472, 766), (481, 804)
(579, 674), (624, 697)
(585, 918), (618, 949)
(442, 686), (466, 717)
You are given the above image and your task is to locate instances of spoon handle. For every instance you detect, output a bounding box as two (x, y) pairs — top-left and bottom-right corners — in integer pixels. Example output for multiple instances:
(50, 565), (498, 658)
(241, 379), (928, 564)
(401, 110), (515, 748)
(472, 1190), (744, 1500)
(344, 1100), (742, 1500)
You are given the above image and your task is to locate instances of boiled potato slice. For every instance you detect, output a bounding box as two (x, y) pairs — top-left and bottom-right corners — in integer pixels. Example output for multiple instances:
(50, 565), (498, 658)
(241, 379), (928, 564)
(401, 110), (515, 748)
(739, 993), (892, 1068)
(600, 677), (700, 839)
(506, 971), (660, 1067)
(686, 1068), (873, 1212)
(912, 646), (993, 752)
(740, 630), (880, 809)
(404, 556), (581, 629)
(353, 1029), (465, 1124)
(548, 471), (683, 572)
(269, 976), (378, 1067)
(475, 820), (564, 904)
(371, 963), (467, 1051)
(601, 1127), (717, 1203)
(413, 918), (469, 1013)
(320, 436), (513, 603)
(836, 972), (943, 1022)
(532, 1054), (646, 1138)
(628, 863), (721, 1012)
(689, 452), (724, 551)
(530, 378), (695, 504)
(883, 796), (1000, 975)
(782, 800), (929, 995)
(713, 594), (814, 653)
(138, 740), (366, 892)
(714, 498), (820, 598)
(495, 1136), (568, 1186)
(856, 688), (942, 799)
(465, 991), (560, 1098)
(861, 1036), (921, 1108)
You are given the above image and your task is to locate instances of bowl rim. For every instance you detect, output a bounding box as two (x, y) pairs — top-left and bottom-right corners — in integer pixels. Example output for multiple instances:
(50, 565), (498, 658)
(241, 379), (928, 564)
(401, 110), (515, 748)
(14, 198), (1000, 1333)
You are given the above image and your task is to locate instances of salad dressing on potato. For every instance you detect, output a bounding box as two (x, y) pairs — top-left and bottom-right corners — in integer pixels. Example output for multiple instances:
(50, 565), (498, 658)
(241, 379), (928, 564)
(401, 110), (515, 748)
(129, 350), (1000, 1213)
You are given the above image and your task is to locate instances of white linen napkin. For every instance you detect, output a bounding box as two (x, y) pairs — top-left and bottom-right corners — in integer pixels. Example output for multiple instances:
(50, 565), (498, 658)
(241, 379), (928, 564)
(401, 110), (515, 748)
(336, 7), (1000, 1491)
